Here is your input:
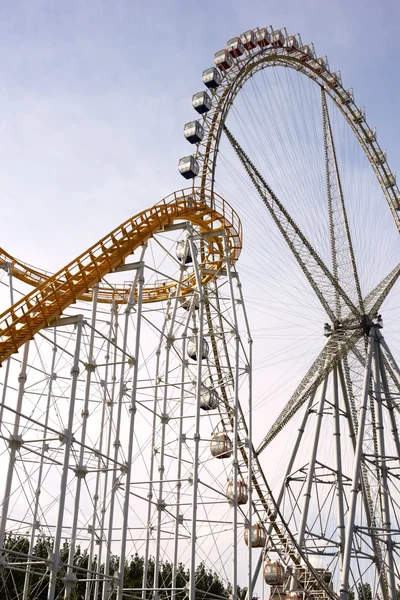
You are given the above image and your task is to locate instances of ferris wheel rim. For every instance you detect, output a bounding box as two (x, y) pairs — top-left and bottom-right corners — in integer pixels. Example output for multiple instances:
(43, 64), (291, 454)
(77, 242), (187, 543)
(179, 29), (400, 598)
(184, 36), (399, 232)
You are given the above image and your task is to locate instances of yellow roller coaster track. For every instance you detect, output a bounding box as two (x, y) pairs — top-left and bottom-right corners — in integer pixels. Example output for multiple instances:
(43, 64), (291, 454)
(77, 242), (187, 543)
(0, 188), (242, 365)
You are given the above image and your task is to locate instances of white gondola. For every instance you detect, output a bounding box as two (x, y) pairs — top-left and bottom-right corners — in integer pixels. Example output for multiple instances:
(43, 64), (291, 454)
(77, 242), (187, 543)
(180, 294), (200, 311)
(255, 27), (270, 48)
(284, 34), (299, 52)
(364, 126), (376, 143)
(264, 561), (286, 586)
(270, 29), (285, 47)
(200, 387), (219, 411)
(300, 43), (316, 61)
(244, 523), (267, 548)
(333, 70), (342, 84)
(284, 594), (299, 600)
(386, 173), (396, 188)
(202, 67), (222, 89)
(178, 156), (199, 179)
(187, 336), (209, 361)
(240, 30), (257, 50)
(342, 87), (354, 105)
(192, 91), (212, 114)
(376, 149), (387, 165)
(210, 433), (233, 459)
(315, 56), (329, 74)
(214, 49), (234, 71)
(184, 120), (204, 144)
(176, 239), (197, 264)
(326, 71), (340, 87)
(226, 480), (248, 505)
(353, 106), (365, 124)
(227, 36), (245, 58)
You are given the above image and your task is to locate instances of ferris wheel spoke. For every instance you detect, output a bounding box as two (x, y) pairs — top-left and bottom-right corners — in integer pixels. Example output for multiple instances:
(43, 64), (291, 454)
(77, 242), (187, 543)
(223, 124), (361, 324)
(322, 88), (364, 317)
(257, 260), (400, 456)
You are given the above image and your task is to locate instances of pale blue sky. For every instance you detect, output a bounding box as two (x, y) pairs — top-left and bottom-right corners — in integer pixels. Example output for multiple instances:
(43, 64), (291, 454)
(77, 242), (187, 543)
(0, 0), (399, 268)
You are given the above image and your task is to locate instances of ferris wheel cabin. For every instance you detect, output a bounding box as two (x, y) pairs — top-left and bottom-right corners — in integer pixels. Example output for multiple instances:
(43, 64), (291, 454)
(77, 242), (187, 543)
(270, 29), (285, 47)
(176, 239), (197, 264)
(202, 67), (222, 89)
(240, 30), (257, 50)
(284, 34), (300, 52)
(178, 155), (199, 179)
(226, 480), (248, 505)
(264, 562), (286, 586)
(200, 387), (219, 411)
(227, 37), (245, 58)
(192, 91), (211, 114)
(244, 523), (267, 548)
(187, 337), (209, 361)
(184, 120), (204, 144)
(210, 433), (233, 459)
(214, 49), (234, 71)
(255, 27), (271, 47)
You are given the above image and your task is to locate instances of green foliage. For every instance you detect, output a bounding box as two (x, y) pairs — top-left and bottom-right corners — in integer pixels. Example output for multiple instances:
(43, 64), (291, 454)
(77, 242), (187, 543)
(0, 533), (232, 599)
(357, 583), (372, 600)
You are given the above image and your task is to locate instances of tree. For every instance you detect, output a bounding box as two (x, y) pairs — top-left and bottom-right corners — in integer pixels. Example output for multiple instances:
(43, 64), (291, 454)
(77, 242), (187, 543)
(357, 583), (372, 600)
(0, 533), (231, 599)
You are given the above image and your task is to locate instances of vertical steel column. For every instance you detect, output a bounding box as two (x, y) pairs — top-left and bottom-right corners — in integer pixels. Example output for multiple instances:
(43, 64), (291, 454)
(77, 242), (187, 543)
(171, 333), (189, 600)
(0, 262), (14, 428)
(378, 341), (400, 462)
(0, 341), (30, 566)
(142, 299), (172, 599)
(103, 256), (145, 600)
(246, 317), (253, 600)
(188, 231), (205, 600)
(171, 258), (193, 600)
(296, 376), (329, 550)
(93, 307), (118, 600)
(339, 330), (375, 600)
(22, 332), (58, 600)
(65, 286), (99, 598)
(152, 254), (186, 599)
(85, 309), (109, 600)
(224, 233), (241, 600)
(117, 264), (145, 600)
(47, 316), (84, 600)
(380, 338), (400, 386)
(373, 340), (396, 600)
(338, 361), (387, 600)
(333, 366), (345, 572)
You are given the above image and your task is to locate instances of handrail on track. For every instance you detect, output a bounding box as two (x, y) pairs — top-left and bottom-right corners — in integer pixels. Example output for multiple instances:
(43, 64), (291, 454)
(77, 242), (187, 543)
(0, 188), (242, 365)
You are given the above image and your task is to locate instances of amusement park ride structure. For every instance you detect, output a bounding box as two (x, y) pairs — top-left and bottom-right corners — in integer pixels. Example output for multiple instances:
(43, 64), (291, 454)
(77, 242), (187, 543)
(0, 24), (400, 600)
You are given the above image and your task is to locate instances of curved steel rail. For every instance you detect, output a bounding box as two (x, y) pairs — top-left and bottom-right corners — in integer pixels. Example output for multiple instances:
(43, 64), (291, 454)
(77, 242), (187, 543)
(185, 33), (400, 231)
(0, 188), (242, 364)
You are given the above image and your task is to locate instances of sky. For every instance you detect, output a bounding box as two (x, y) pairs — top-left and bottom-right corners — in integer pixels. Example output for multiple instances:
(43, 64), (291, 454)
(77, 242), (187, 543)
(0, 0), (400, 270)
(0, 2), (399, 592)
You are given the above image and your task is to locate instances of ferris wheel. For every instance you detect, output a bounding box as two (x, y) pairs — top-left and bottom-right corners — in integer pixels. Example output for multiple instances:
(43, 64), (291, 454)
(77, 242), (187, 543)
(0, 24), (398, 600)
(178, 25), (400, 600)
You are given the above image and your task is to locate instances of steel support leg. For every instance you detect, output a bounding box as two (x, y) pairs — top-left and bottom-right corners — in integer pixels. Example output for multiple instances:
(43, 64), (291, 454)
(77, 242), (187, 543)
(339, 330), (375, 600)
(373, 340), (396, 600)
(47, 316), (83, 600)
(188, 232), (205, 600)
